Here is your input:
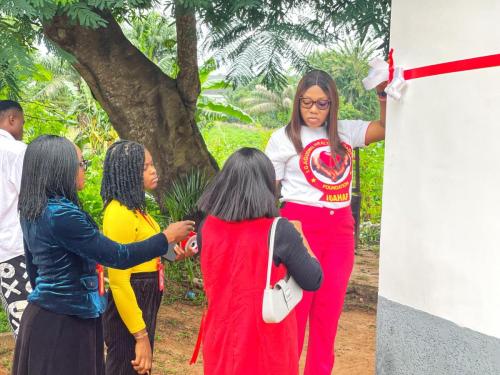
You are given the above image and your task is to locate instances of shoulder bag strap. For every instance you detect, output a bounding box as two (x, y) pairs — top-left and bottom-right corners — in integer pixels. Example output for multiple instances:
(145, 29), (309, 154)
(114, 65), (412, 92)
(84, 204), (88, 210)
(265, 217), (280, 290)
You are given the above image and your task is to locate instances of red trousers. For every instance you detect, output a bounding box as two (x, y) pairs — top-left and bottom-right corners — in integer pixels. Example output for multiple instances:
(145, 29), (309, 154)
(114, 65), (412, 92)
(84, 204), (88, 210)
(281, 202), (355, 375)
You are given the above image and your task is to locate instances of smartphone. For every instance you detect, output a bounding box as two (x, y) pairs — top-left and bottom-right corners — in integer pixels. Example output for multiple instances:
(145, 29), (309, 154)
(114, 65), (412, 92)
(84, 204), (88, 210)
(163, 243), (177, 262)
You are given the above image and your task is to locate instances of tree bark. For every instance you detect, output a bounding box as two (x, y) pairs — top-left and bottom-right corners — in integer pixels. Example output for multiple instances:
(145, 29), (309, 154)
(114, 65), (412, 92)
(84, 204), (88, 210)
(43, 9), (218, 211)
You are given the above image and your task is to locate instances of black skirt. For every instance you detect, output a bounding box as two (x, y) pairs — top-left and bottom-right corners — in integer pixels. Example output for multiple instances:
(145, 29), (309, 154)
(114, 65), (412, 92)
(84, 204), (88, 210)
(12, 302), (104, 375)
(103, 271), (163, 375)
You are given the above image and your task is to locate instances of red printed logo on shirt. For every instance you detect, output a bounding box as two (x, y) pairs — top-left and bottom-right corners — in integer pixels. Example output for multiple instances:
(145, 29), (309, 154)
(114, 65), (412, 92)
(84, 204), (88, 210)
(300, 139), (353, 203)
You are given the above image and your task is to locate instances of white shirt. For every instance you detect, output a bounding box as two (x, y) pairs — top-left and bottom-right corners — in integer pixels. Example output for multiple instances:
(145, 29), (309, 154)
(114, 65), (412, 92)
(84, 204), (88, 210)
(265, 120), (369, 209)
(0, 129), (26, 262)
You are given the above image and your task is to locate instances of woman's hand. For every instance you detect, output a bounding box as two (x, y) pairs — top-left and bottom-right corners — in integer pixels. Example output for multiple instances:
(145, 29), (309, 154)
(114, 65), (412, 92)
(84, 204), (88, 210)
(375, 81), (388, 102)
(131, 330), (152, 374)
(173, 244), (186, 261)
(173, 243), (197, 261)
(163, 220), (195, 243)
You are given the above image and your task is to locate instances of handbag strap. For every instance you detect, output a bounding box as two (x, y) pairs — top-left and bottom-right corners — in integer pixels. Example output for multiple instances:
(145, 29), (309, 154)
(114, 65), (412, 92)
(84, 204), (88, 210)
(265, 217), (280, 290)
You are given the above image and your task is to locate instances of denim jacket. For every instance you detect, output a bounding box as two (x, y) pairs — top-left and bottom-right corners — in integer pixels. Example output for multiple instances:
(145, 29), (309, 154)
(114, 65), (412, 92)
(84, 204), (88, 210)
(22, 198), (169, 319)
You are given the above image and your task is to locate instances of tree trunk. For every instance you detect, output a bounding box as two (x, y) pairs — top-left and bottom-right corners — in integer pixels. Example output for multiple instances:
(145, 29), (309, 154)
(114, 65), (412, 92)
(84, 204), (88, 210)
(43, 7), (218, 211)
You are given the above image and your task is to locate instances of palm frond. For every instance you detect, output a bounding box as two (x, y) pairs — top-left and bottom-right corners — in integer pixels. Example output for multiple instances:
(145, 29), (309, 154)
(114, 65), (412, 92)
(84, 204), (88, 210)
(197, 101), (254, 124)
(245, 102), (278, 115)
(163, 169), (209, 222)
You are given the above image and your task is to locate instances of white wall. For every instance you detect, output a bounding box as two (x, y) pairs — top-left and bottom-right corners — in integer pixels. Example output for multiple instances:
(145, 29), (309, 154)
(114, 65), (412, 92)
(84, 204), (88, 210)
(378, 0), (500, 338)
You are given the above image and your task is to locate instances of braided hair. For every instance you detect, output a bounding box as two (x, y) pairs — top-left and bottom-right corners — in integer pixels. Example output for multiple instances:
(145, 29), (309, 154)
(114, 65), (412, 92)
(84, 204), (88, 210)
(101, 140), (146, 212)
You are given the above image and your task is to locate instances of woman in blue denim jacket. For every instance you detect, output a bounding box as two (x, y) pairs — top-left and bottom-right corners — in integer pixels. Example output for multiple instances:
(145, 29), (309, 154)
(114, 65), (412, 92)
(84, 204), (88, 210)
(11, 135), (195, 375)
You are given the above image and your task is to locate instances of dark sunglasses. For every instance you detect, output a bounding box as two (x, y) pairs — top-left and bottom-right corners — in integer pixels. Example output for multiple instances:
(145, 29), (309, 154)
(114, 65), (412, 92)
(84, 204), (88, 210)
(79, 159), (90, 171)
(299, 97), (331, 110)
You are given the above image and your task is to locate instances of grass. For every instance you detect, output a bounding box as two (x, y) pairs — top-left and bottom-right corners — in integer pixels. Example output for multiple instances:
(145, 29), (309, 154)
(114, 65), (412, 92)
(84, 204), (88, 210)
(201, 122), (273, 166)
(0, 309), (9, 333)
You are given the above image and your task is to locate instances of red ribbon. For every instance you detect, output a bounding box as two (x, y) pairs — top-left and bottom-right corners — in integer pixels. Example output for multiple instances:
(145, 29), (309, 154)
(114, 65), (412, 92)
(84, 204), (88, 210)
(157, 258), (164, 292)
(389, 49), (500, 81)
(96, 264), (105, 296)
(189, 309), (206, 365)
(404, 53), (500, 80)
(388, 48), (395, 82)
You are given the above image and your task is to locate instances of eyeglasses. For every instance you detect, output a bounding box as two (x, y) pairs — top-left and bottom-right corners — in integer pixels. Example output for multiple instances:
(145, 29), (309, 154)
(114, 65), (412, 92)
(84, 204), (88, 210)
(79, 159), (90, 171)
(299, 97), (331, 110)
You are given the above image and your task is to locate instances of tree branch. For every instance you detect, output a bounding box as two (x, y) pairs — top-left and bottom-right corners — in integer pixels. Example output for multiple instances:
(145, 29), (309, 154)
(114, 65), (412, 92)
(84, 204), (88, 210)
(42, 11), (218, 208)
(175, 1), (201, 112)
(43, 12), (178, 139)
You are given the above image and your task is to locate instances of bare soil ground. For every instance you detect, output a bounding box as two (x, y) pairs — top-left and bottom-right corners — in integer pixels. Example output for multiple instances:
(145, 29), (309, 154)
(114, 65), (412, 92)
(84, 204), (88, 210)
(0, 246), (378, 375)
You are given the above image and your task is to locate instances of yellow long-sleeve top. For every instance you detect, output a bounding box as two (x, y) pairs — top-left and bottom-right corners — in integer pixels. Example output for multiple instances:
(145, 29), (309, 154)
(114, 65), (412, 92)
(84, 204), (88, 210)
(103, 199), (161, 334)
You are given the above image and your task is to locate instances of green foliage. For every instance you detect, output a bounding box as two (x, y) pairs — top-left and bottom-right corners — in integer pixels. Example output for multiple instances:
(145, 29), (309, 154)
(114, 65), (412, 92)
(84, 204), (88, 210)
(123, 14), (252, 126)
(21, 100), (69, 142)
(162, 170), (209, 300)
(196, 100), (254, 125)
(1, 0), (390, 102)
(359, 141), (385, 223)
(0, 17), (36, 99)
(164, 170), (209, 222)
(338, 96), (365, 120)
(2, 0), (387, 245)
(6, 53), (116, 226)
(360, 221), (381, 247)
(226, 81), (293, 128)
(198, 0), (390, 90)
(124, 11), (178, 75)
(145, 194), (167, 227)
(68, 80), (117, 153)
(25, 55), (118, 152)
(10, 59), (75, 141)
(78, 152), (105, 226)
(63, 3), (107, 27)
(334, 0), (391, 55)
(213, 25), (314, 91)
(234, 84), (294, 128)
(0, 308), (9, 333)
(239, 84), (294, 115)
(201, 123), (272, 166)
(309, 39), (380, 120)
(196, 58), (254, 126)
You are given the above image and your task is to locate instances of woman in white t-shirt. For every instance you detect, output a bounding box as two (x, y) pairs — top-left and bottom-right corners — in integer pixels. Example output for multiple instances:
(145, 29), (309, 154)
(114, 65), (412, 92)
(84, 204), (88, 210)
(265, 69), (386, 375)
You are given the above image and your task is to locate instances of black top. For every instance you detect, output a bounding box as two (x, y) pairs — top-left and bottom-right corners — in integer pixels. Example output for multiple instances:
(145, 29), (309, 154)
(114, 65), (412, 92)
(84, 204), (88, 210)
(197, 217), (323, 291)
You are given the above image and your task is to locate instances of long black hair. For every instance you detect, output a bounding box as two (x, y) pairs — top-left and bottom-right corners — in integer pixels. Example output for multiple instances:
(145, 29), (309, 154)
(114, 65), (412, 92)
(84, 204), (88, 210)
(18, 135), (80, 221)
(197, 147), (278, 221)
(286, 69), (345, 159)
(101, 140), (146, 212)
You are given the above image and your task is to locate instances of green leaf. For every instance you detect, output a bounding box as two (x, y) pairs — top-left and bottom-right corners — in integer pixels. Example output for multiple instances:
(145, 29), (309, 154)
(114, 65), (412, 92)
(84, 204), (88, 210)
(202, 80), (230, 91)
(163, 170), (209, 222)
(198, 101), (254, 124)
(31, 63), (53, 82)
(65, 3), (108, 28)
(198, 57), (217, 84)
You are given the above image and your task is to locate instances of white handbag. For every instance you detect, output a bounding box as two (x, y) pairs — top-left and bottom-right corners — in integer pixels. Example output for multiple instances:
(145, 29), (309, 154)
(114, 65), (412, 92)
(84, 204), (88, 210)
(262, 217), (303, 323)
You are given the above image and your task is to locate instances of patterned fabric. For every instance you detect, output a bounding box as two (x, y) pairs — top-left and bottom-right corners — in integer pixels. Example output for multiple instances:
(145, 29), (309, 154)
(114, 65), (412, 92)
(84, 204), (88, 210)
(0, 255), (31, 337)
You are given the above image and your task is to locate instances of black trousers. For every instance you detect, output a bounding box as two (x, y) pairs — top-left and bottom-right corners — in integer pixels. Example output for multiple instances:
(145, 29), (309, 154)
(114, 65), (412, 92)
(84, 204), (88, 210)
(103, 271), (163, 375)
(12, 302), (104, 375)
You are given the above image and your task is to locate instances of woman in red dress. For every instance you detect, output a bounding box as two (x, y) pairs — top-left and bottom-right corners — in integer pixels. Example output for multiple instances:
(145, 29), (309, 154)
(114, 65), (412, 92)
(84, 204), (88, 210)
(197, 147), (323, 375)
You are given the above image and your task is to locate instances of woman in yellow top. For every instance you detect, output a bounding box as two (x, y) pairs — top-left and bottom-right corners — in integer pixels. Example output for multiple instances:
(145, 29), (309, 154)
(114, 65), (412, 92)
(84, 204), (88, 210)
(101, 140), (192, 375)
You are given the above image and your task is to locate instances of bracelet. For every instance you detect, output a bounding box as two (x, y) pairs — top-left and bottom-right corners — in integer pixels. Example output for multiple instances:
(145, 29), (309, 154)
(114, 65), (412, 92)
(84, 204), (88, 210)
(133, 331), (149, 340)
(377, 91), (387, 98)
